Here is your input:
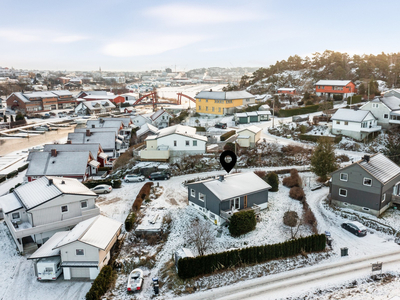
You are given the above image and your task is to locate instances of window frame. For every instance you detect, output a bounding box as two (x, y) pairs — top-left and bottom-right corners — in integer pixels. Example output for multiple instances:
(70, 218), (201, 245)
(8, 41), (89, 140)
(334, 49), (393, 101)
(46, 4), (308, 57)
(382, 193), (386, 203)
(199, 192), (205, 202)
(61, 205), (69, 213)
(340, 173), (348, 182)
(173, 140), (177, 147)
(12, 212), (20, 220)
(75, 249), (85, 256)
(81, 201), (88, 209)
(190, 189), (195, 197)
(185, 140), (189, 146)
(383, 113), (389, 119)
(344, 121), (349, 125)
(339, 188), (347, 197)
(363, 177), (372, 186)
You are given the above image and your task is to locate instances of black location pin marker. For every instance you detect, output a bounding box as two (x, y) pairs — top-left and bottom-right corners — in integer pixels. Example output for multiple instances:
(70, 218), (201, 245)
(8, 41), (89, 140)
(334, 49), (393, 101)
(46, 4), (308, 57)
(219, 150), (237, 174)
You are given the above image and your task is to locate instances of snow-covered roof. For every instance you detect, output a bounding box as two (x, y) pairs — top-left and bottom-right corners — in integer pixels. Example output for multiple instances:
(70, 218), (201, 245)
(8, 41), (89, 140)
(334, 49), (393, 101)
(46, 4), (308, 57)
(52, 90), (73, 97)
(195, 91), (255, 100)
(75, 127), (119, 135)
(331, 109), (374, 122)
(100, 117), (132, 127)
(357, 153), (400, 184)
(43, 143), (101, 160)
(237, 125), (262, 134)
(277, 88), (296, 91)
(83, 95), (116, 100)
(257, 111), (271, 115)
(137, 123), (159, 138)
(86, 119), (122, 129)
(0, 193), (23, 214)
(154, 125), (207, 142)
(189, 172), (271, 201)
(29, 231), (68, 259)
(150, 109), (171, 121)
(246, 112), (258, 116)
(259, 104), (270, 110)
(236, 113), (248, 118)
(68, 131), (116, 150)
(381, 96), (400, 111)
(13, 92), (30, 103)
(315, 80), (352, 86)
(81, 100), (116, 110)
(55, 215), (122, 250)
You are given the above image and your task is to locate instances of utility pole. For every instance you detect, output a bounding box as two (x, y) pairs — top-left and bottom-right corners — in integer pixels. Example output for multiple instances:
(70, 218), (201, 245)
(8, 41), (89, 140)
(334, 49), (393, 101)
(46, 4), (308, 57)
(368, 83), (370, 100)
(272, 98), (275, 128)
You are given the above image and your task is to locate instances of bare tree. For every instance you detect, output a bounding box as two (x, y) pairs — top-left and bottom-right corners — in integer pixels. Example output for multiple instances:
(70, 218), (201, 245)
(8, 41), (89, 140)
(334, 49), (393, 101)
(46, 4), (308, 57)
(283, 210), (301, 239)
(186, 219), (215, 256)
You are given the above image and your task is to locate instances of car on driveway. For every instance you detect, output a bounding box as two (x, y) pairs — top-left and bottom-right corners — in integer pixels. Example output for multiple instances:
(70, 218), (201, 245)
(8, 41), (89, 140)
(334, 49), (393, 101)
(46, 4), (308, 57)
(341, 221), (367, 237)
(91, 184), (112, 194)
(149, 172), (170, 180)
(215, 122), (227, 129)
(124, 174), (145, 182)
(127, 268), (143, 292)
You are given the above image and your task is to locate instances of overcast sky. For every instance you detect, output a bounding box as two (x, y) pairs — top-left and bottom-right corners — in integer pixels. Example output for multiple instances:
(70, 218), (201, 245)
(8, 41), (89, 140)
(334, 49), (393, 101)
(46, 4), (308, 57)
(1, 0), (398, 72)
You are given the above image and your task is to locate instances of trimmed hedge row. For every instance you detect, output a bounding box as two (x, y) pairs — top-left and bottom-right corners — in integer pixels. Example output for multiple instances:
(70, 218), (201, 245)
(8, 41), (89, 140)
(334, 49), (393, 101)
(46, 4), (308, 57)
(178, 234), (326, 279)
(85, 265), (114, 300)
(0, 176), (6, 183)
(220, 130), (236, 142)
(125, 211), (136, 232)
(279, 103), (333, 117)
(299, 134), (342, 143)
(194, 126), (206, 132)
(6, 170), (18, 179)
(83, 179), (122, 189)
(132, 182), (153, 211)
(347, 95), (362, 104)
(17, 164), (29, 172)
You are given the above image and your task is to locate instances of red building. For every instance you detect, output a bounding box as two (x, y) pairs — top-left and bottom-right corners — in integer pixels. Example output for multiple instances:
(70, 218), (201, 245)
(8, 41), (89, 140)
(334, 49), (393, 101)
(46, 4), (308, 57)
(277, 88), (297, 95)
(315, 80), (357, 98)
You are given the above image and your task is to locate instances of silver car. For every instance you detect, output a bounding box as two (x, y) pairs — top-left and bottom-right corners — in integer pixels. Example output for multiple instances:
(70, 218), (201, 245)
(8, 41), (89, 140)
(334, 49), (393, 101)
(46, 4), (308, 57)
(91, 184), (112, 194)
(124, 174), (145, 182)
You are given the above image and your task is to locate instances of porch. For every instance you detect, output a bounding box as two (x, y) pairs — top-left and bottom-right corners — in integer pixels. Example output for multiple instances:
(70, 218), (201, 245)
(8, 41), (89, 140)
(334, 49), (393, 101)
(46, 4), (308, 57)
(220, 204), (264, 221)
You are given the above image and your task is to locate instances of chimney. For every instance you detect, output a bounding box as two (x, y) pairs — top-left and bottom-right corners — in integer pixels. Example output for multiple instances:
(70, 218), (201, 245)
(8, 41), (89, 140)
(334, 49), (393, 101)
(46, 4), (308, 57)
(61, 180), (65, 184)
(86, 129), (91, 136)
(66, 140), (71, 144)
(92, 124), (95, 128)
(363, 155), (370, 163)
(210, 89), (213, 92)
(218, 175), (224, 182)
(48, 178), (53, 185)
(51, 149), (57, 157)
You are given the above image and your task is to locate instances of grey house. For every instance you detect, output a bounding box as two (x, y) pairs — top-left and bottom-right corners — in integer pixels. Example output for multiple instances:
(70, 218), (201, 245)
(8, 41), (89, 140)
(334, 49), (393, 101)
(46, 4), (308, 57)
(330, 153), (400, 216)
(187, 172), (271, 225)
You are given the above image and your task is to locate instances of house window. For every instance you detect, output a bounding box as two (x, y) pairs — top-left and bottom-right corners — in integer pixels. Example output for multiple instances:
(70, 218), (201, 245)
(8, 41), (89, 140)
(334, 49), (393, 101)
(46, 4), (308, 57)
(363, 178), (372, 186)
(76, 249), (85, 256)
(191, 189), (195, 197)
(212, 107), (215, 112)
(206, 99), (208, 102)
(174, 140), (177, 147)
(199, 192), (205, 202)
(383, 114), (389, 119)
(230, 197), (240, 209)
(185, 140), (189, 146)
(206, 106), (208, 111)
(193, 140), (197, 146)
(209, 212), (215, 220)
(218, 107), (221, 112)
(372, 103), (379, 108)
(339, 188), (347, 197)
(199, 106), (201, 110)
(12, 212), (20, 220)
(61, 205), (68, 213)
(336, 121), (340, 125)
(382, 193), (386, 203)
(81, 201), (88, 208)
(340, 173), (348, 181)
(344, 121), (348, 125)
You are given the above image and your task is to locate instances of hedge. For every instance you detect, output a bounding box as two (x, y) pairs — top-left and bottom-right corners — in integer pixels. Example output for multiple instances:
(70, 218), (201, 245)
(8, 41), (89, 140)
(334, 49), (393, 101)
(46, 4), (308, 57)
(278, 103), (333, 118)
(85, 265), (114, 300)
(220, 130), (236, 142)
(194, 126), (206, 132)
(17, 164), (29, 172)
(83, 179), (122, 189)
(347, 95), (362, 104)
(9, 183), (22, 193)
(125, 211), (136, 232)
(229, 210), (256, 237)
(132, 182), (153, 211)
(0, 176), (6, 183)
(6, 170), (18, 179)
(299, 134), (342, 143)
(178, 234), (326, 279)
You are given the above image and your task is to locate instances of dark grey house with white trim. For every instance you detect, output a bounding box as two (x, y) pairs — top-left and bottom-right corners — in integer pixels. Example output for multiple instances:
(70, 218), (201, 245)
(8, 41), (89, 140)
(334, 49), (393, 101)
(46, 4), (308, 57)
(330, 153), (400, 216)
(187, 172), (271, 225)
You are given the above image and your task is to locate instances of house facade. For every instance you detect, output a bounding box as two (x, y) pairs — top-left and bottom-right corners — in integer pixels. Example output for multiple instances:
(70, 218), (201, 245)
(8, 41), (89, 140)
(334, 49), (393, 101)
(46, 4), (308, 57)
(75, 100), (116, 115)
(315, 80), (357, 99)
(331, 108), (381, 141)
(0, 176), (99, 253)
(330, 154), (400, 216)
(360, 95), (400, 128)
(150, 109), (172, 129)
(236, 125), (262, 147)
(195, 90), (256, 115)
(187, 172), (271, 225)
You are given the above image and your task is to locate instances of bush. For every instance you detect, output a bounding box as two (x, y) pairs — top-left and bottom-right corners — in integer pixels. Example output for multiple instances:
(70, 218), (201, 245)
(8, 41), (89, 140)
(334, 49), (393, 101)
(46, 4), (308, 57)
(178, 234), (326, 279)
(283, 211), (299, 227)
(278, 104), (332, 117)
(132, 182), (153, 211)
(220, 130), (236, 141)
(289, 186), (305, 201)
(347, 95), (362, 104)
(85, 265), (115, 300)
(6, 170), (18, 179)
(223, 142), (236, 152)
(17, 164), (29, 172)
(266, 172), (279, 192)
(194, 126), (206, 132)
(125, 211), (136, 232)
(9, 183), (22, 193)
(299, 134), (342, 143)
(282, 169), (302, 188)
(333, 94), (343, 101)
(0, 176), (5, 183)
(229, 210), (256, 237)
(305, 100), (314, 106)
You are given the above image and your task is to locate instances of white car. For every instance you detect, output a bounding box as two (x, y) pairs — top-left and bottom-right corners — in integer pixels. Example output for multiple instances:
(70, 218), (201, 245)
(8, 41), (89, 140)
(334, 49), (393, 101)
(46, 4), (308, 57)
(127, 268), (143, 292)
(91, 184), (112, 194)
(124, 174), (145, 182)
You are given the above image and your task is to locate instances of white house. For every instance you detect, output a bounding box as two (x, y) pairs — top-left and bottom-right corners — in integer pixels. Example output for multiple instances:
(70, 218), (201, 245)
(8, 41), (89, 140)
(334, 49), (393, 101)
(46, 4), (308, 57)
(131, 114), (152, 127)
(360, 95), (400, 129)
(331, 108), (381, 141)
(140, 125), (207, 161)
(75, 100), (115, 116)
(150, 109), (173, 129)
(0, 176), (99, 253)
(236, 125), (262, 147)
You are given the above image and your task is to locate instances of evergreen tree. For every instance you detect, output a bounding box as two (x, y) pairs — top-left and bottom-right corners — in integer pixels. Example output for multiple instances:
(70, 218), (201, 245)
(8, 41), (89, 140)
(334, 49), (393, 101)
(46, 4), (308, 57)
(3, 115), (7, 122)
(266, 172), (279, 192)
(310, 137), (337, 181)
(10, 115), (14, 123)
(358, 83), (366, 95)
(383, 134), (400, 165)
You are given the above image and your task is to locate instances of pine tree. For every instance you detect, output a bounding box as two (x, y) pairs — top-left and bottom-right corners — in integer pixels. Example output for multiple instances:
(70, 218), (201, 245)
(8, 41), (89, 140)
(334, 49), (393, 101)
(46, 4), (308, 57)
(310, 137), (337, 181)
(266, 172), (279, 192)
(358, 83), (366, 95)
(383, 134), (400, 165)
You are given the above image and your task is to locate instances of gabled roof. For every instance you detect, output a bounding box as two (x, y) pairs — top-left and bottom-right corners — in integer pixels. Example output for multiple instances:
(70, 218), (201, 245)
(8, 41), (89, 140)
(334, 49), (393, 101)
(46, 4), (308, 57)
(68, 131), (116, 150)
(150, 109), (172, 121)
(277, 88), (296, 91)
(86, 120), (122, 129)
(195, 90), (255, 100)
(151, 125), (207, 142)
(137, 123), (159, 138)
(237, 125), (262, 134)
(0, 193), (23, 213)
(43, 143), (102, 160)
(381, 95), (400, 111)
(99, 117), (132, 127)
(315, 80), (352, 86)
(55, 216), (122, 250)
(52, 90), (73, 97)
(331, 109), (375, 122)
(12, 92), (30, 103)
(29, 231), (69, 259)
(188, 172), (271, 201)
(24, 91), (56, 99)
(357, 153), (400, 184)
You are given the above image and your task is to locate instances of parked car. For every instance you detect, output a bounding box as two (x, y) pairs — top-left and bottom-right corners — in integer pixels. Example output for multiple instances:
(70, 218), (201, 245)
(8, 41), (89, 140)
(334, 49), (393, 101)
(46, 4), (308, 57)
(127, 268), (144, 292)
(149, 172), (170, 180)
(341, 221), (367, 237)
(91, 184), (112, 194)
(215, 122), (227, 129)
(124, 174), (145, 182)
(41, 113), (51, 119)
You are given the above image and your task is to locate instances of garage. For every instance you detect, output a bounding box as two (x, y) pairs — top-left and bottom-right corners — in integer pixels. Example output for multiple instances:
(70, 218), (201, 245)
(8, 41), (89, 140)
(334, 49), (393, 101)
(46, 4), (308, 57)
(70, 267), (90, 278)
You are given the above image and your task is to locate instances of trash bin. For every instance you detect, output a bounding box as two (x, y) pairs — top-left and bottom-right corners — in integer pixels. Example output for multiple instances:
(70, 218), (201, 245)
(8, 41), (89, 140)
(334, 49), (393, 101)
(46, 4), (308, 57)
(341, 247), (348, 257)
(152, 277), (159, 295)
(326, 237), (333, 247)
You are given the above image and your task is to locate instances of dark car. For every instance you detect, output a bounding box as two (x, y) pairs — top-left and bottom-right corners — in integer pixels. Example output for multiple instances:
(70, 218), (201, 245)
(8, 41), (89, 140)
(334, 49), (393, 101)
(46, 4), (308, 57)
(149, 172), (171, 180)
(215, 122), (227, 129)
(341, 221), (367, 237)
(41, 113), (51, 119)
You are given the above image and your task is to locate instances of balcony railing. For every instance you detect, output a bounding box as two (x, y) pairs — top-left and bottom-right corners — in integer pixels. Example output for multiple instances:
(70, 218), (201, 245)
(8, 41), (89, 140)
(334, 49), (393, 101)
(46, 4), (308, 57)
(392, 195), (400, 205)
(360, 125), (382, 132)
(220, 204), (261, 220)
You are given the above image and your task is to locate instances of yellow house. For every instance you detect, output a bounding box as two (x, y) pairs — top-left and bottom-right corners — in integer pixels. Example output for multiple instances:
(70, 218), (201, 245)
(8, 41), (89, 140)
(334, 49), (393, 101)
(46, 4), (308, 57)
(194, 90), (255, 115)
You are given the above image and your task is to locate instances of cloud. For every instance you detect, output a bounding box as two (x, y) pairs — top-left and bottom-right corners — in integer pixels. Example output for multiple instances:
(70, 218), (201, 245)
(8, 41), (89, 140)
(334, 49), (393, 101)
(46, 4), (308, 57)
(0, 29), (41, 42)
(53, 35), (88, 43)
(144, 4), (263, 25)
(200, 46), (242, 53)
(103, 34), (205, 57)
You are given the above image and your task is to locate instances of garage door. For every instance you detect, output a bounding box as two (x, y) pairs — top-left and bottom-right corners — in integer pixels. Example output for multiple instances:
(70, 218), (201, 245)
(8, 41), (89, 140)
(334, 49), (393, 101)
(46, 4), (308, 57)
(70, 267), (90, 278)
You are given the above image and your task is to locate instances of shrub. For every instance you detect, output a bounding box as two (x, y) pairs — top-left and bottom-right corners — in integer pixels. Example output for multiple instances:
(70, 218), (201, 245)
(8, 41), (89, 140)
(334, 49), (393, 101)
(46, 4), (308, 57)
(299, 134), (342, 143)
(333, 94), (343, 101)
(132, 182), (153, 211)
(125, 211), (136, 232)
(282, 169), (302, 188)
(336, 154), (350, 163)
(223, 142), (236, 152)
(6, 170), (18, 179)
(9, 183), (22, 193)
(278, 104), (332, 118)
(17, 164), (29, 172)
(283, 211), (299, 227)
(305, 100), (314, 106)
(266, 172), (279, 192)
(289, 186), (305, 201)
(194, 126), (206, 132)
(85, 265), (115, 300)
(347, 95), (362, 104)
(0, 176), (5, 183)
(229, 210), (256, 237)
(220, 130), (236, 141)
(254, 170), (267, 179)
